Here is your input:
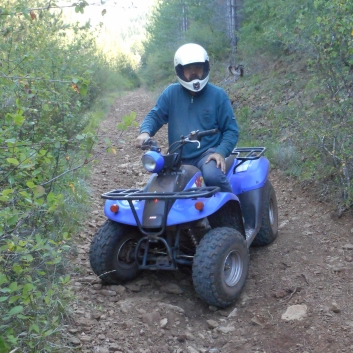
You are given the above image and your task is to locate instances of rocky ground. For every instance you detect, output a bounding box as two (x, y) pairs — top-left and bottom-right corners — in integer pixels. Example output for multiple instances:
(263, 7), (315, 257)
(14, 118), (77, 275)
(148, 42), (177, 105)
(67, 89), (353, 353)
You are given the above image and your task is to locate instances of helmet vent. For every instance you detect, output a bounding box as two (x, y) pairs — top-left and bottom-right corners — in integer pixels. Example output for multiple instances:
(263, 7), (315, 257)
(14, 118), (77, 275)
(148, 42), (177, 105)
(193, 82), (200, 90)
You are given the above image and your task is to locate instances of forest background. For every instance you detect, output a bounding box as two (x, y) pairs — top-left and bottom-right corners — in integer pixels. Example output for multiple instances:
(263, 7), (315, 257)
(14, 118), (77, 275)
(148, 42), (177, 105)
(0, 0), (352, 352)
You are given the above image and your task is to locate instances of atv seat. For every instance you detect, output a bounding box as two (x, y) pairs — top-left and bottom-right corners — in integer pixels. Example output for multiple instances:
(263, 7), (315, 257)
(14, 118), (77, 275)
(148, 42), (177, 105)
(225, 155), (235, 174)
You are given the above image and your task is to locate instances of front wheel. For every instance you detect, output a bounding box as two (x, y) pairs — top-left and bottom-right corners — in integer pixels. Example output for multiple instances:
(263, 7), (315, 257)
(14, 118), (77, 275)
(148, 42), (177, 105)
(192, 227), (249, 308)
(251, 180), (278, 247)
(89, 220), (141, 284)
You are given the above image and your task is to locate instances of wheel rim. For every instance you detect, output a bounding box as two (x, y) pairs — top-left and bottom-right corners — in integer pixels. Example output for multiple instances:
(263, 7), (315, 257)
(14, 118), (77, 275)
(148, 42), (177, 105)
(269, 198), (275, 226)
(223, 250), (243, 287)
(116, 238), (137, 269)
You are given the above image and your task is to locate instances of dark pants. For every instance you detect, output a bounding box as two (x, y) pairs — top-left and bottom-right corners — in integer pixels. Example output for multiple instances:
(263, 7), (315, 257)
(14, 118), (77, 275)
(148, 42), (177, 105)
(182, 148), (232, 192)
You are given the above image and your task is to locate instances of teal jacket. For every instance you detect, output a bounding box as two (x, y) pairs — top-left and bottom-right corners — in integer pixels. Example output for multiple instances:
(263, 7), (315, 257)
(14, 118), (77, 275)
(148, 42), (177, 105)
(140, 83), (239, 159)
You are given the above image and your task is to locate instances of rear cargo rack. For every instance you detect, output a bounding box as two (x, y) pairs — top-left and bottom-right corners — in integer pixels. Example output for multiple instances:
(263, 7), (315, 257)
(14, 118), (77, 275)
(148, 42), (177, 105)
(231, 147), (266, 160)
(101, 186), (220, 201)
(231, 147), (266, 171)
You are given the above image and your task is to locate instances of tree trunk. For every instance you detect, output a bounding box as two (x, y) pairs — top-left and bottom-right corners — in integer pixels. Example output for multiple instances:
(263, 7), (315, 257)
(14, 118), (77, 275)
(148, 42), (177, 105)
(227, 0), (237, 56)
(181, 3), (188, 33)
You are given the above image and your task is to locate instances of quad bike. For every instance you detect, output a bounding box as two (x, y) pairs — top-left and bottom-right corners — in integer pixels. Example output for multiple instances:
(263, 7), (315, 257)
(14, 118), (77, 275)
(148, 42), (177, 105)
(89, 129), (278, 308)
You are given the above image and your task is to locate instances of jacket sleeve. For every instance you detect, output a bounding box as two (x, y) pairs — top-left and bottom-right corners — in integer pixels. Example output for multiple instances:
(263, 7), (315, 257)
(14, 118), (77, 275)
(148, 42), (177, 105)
(139, 88), (170, 136)
(214, 96), (239, 158)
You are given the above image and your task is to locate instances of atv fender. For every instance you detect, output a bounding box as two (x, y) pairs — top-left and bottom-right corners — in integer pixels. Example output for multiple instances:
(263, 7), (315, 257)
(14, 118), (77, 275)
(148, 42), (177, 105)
(104, 199), (145, 226)
(104, 191), (240, 227)
(230, 157), (270, 194)
(166, 192), (240, 226)
(229, 157), (271, 246)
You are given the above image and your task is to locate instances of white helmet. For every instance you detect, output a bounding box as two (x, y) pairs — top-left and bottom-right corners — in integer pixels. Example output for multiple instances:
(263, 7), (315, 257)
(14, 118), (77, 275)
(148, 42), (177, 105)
(174, 43), (210, 92)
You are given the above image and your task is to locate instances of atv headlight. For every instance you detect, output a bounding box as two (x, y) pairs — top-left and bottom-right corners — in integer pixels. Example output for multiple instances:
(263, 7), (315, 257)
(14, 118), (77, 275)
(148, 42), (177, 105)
(142, 151), (164, 173)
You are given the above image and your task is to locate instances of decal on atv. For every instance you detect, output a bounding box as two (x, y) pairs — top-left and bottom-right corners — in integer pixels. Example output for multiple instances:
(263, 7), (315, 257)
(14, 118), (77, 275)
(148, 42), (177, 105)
(191, 175), (205, 188)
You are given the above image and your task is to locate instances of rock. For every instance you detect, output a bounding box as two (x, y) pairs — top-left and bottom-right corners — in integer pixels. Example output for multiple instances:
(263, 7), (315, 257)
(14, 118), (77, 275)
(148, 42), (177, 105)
(343, 243), (353, 250)
(251, 316), (266, 326)
(160, 318), (168, 328)
(177, 335), (187, 342)
(187, 346), (199, 353)
(345, 320), (353, 327)
(100, 289), (117, 296)
(218, 325), (235, 334)
(142, 311), (161, 325)
(135, 279), (150, 286)
(198, 333), (205, 340)
(331, 302), (341, 313)
(180, 279), (192, 286)
(279, 220), (289, 229)
(136, 307), (147, 314)
(162, 283), (183, 294)
(95, 347), (109, 353)
(158, 302), (185, 314)
(108, 296), (120, 302)
(185, 332), (196, 341)
(92, 311), (102, 320)
(68, 335), (81, 345)
(75, 317), (96, 327)
(125, 283), (141, 292)
(281, 304), (307, 321)
(110, 285), (126, 294)
(80, 335), (92, 342)
(216, 310), (229, 317)
(206, 319), (219, 329)
(80, 276), (99, 283)
(273, 289), (288, 298)
(108, 343), (120, 351)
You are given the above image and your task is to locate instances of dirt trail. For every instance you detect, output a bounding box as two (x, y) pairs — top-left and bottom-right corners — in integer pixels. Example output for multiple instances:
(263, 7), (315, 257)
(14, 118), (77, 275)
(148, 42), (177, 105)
(69, 89), (353, 353)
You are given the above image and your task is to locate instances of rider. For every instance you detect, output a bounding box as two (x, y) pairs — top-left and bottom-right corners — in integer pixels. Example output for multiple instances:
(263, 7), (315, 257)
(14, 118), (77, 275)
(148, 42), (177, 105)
(136, 43), (239, 192)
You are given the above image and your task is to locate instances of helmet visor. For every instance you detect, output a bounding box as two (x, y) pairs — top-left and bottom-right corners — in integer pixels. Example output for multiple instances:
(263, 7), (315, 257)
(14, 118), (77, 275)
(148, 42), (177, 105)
(176, 62), (209, 82)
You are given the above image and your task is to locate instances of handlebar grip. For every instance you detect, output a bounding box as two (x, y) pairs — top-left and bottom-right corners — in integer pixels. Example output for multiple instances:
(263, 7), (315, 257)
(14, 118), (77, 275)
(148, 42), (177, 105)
(141, 138), (159, 150)
(197, 129), (219, 139)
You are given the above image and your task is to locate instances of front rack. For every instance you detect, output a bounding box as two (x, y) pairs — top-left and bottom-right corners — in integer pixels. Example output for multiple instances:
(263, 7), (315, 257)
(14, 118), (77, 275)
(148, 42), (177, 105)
(101, 186), (220, 201)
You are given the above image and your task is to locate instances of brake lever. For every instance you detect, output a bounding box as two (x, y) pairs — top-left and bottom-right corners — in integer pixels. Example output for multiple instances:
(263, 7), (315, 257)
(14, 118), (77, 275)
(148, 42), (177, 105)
(185, 138), (201, 149)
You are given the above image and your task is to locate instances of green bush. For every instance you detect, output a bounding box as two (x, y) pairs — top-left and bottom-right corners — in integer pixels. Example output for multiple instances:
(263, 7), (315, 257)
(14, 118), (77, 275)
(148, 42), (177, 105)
(236, 0), (353, 211)
(0, 1), (139, 351)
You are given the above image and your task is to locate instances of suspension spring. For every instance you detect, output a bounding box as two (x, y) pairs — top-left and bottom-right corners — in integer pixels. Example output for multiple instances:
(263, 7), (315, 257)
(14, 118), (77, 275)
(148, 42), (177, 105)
(187, 230), (198, 247)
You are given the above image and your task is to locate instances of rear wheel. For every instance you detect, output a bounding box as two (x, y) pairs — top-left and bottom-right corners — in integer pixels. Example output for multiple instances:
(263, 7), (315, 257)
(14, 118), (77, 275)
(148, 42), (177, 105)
(251, 180), (278, 247)
(89, 220), (141, 284)
(192, 227), (249, 308)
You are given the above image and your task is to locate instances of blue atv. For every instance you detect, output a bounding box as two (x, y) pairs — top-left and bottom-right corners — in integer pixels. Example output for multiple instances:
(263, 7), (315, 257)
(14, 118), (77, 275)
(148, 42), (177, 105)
(89, 129), (278, 308)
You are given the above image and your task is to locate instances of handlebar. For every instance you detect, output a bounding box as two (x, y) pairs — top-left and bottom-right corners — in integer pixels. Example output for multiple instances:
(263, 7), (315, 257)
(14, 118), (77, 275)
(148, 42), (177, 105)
(141, 129), (220, 154)
(192, 128), (219, 140)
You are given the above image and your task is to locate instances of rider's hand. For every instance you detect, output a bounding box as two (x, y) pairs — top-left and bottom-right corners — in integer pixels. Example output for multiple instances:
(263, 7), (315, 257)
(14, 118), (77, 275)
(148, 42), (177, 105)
(136, 132), (150, 147)
(206, 153), (226, 173)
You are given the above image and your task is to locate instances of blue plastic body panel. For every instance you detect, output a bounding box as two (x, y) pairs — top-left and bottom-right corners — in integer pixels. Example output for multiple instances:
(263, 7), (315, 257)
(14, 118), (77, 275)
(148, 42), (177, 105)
(229, 157), (270, 195)
(104, 170), (240, 226)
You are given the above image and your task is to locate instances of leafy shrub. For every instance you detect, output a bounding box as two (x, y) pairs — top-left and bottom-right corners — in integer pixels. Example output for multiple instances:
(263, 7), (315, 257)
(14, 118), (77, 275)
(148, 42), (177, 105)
(0, 1), (139, 351)
(236, 0), (353, 212)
